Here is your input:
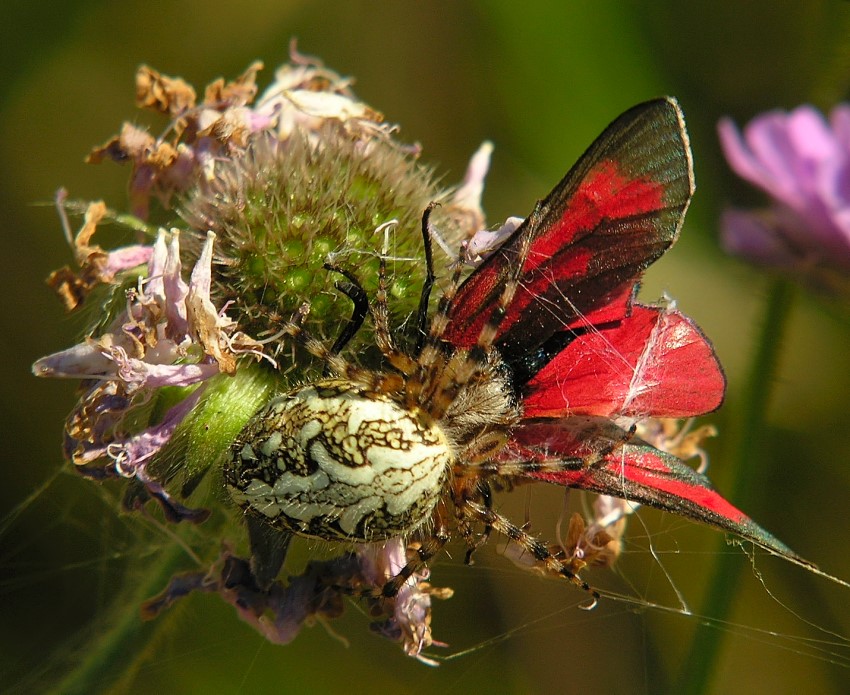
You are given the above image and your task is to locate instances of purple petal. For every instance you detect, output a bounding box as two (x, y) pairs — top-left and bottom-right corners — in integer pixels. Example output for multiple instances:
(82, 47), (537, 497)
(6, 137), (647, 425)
(720, 104), (850, 272)
(718, 117), (781, 196)
(104, 245), (153, 276)
(452, 141), (493, 213)
(32, 341), (116, 379)
(720, 208), (800, 267)
(830, 105), (850, 152)
(110, 349), (220, 389)
(162, 232), (189, 339)
(742, 112), (808, 206)
(145, 232), (169, 301)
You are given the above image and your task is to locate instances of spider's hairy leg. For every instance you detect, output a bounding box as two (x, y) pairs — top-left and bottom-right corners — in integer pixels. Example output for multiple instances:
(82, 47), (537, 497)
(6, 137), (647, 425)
(368, 223), (418, 375)
(274, 304), (397, 390)
(322, 262), (369, 358)
(414, 202), (439, 354)
(332, 504), (452, 599)
(379, 527), (450, 599)
(456, 480), (493, 565)
(459, 499), (600, 601)
(475, 456), (585, 478)
(406, 228), (468, 406)
(456, 447), (582, 565)
(475, 209), (535, 352)
(415, 202), (537, 416)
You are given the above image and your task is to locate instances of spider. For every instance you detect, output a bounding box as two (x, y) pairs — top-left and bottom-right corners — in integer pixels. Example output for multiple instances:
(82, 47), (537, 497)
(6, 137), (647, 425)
(223, 203), (606, 602)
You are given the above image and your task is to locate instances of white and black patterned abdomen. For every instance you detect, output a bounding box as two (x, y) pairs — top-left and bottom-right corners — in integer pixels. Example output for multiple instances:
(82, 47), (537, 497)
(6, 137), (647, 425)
(224, 379), (451, 542)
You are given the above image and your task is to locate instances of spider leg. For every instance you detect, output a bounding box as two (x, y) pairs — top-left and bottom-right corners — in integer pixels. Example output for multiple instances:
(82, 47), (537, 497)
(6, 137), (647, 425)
(367, 224), (418, 375)
(412, 205), (536, 414)
(459, 480), (492, 565)
(407, 231), (468, 406)
(414, 202), (438, 355)
(459, 498), (599, 602)
(329, 507), (451, 600)
(274, 304), (403, 391)
(246, 513), (292, 591)
(322, 262), (369, 357)
(474, 208), (535, 352)
(376, 524), (451, 598)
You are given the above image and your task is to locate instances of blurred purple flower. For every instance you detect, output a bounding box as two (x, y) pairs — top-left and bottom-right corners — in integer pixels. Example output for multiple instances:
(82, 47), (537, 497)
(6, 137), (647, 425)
(718, 104), (850, 277)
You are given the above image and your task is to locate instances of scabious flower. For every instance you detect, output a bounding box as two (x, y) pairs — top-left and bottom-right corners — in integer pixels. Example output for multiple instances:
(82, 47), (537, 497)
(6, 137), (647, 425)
(718, 104), (850, 289)
(32, 45), (497, 659)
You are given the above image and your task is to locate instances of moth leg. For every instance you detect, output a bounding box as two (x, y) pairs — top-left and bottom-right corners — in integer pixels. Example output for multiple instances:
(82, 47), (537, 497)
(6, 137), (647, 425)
(584, 422), (638, 467)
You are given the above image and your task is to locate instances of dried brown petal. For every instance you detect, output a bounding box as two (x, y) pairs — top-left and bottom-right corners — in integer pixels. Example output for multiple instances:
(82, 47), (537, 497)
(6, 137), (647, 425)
(47, 266), (93, 311)
(87, 123), (155, 165)
(47, 202), (112, 309)
(146, 141), (180, 170)
(198, 108), (252, 147)
(203, 60), (264, 107)
(136, 65), (196, 115)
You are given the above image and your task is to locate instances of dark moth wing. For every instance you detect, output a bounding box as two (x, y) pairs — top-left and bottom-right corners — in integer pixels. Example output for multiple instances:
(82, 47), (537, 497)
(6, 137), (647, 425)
(444, 97), (693, 365)
(500, 417), (815, 569)
(503, 421), (812, 567)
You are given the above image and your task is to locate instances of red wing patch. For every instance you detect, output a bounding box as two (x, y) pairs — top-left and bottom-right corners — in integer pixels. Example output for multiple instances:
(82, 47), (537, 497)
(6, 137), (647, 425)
(522, 304), (726, 419)
(503, 423), (809, 566)
(444, 98), (694, 362)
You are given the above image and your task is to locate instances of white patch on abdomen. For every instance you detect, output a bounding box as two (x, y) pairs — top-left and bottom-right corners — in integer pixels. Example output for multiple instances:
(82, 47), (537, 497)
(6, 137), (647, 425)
(226, 378), (452, 542)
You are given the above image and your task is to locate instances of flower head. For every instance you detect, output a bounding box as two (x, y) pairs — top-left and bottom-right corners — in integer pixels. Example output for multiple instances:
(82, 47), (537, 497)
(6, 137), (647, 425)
(32, 48), (499, 659)
(718, 104), (850, 286)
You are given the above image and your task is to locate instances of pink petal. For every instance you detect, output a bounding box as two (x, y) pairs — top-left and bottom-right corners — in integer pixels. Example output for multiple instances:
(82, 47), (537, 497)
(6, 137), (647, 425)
(720, 208), (800, 267)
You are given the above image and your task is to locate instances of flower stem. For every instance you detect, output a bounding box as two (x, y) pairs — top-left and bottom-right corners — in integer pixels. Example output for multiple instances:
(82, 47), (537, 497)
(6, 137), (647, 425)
(677, 277), (796, 693)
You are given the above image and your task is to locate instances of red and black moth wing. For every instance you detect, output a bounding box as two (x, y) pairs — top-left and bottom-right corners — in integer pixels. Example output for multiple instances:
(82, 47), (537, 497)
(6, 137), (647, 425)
(440, 97), (810, 567)
(444, 97), (694, 365)
(502, 421), (812, 566)
(522, 303), (725, 419)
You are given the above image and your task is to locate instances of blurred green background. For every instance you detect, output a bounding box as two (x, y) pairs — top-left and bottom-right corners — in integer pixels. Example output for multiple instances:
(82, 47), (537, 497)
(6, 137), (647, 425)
(3, 1), (850, 693)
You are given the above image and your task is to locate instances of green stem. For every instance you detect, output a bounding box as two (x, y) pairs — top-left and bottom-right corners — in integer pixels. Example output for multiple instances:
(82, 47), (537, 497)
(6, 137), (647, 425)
(677, 278), (796, 694)
(48, 543), (188, 695)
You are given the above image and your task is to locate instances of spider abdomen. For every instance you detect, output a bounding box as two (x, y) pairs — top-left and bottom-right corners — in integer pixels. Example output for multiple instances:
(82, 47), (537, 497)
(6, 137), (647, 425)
(225, 379), (451, 542)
